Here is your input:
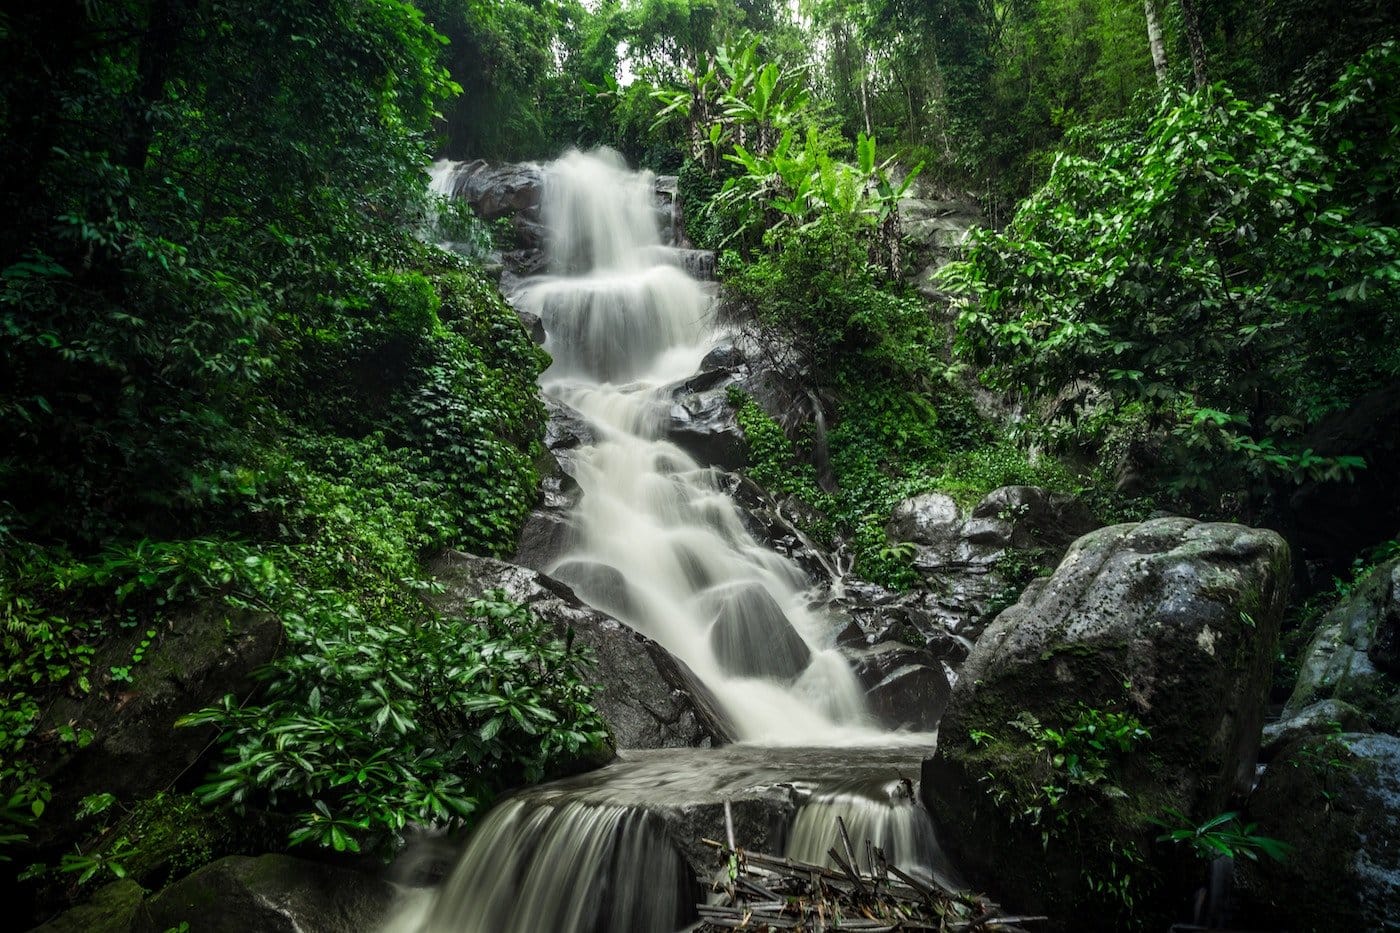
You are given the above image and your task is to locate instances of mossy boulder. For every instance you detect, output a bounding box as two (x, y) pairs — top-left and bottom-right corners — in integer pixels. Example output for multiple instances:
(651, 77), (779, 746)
(31, 880), (146, 933)
(136, 854), (396, 933)
(1285, 557), (1400, 731)
(1236, 732), (1400, 930)
(921, 517), (1290, 928)
(34, 607), (280, 854)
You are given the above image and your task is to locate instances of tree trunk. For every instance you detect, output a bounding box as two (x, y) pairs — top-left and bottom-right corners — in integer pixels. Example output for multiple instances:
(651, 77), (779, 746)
(1178, 0), (1209, 89)
(1144, 0), (1168, 84)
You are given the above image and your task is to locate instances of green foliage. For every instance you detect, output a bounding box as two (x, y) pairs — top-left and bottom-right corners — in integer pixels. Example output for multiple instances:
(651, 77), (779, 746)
(1152, 808), (1290, 863)
(945, 48), (1400, 500)
(179, 594), (609, 859)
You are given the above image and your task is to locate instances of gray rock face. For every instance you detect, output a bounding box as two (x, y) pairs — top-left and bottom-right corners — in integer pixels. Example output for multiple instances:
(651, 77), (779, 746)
(887, 493), (963, 549)
(968, 485), (1098, 551)
(1286, 557), (1400, 730)
(842, 642), (951, 730)
(511, 468), (578, 572)
(429, 552), (730, 749)
(1238, 732), (1400, 930)
(1260, 698), (1368, 760)
(447, 161), (544, 221)
(138, 855), (395, 933)
(922, 517), (1290, 923)
(881, 486), (1100, 641)
(663, 369), (748, 470)
(703, 581), (811, 682)
(897, 197), (984, 298)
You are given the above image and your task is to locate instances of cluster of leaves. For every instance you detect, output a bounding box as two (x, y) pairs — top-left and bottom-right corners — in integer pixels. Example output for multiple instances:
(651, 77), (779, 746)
(179, 594), (609, 859)
(1152, 808), (1289, 863)
(944, 43), (1400, 503)
(970, 704), (1153, 916)
(977, 706), (1152, 830)
(732, 369), (1073, 590)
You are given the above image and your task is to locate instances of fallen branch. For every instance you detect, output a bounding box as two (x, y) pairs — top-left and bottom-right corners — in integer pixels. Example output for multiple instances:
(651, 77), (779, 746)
(693, 821), (1047, 932)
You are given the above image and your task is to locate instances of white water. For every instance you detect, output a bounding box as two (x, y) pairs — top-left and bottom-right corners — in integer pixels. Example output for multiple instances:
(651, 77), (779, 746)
(787, 779), (961, 892)
(392, 151), (944, 933)
(513, 148), (885, 745)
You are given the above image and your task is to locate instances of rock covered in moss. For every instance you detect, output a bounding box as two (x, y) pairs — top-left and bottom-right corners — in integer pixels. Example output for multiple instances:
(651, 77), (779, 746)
(1236, 732), (1400, 930)
(1285, 557), (1400, 730)
(921, 517), (1290, 927)
(137, 854), (395, 933)
(31, 880), (146, 933)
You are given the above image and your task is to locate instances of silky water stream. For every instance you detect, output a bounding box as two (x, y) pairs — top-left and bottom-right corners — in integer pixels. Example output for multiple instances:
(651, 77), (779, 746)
(391, 150), (953, 932)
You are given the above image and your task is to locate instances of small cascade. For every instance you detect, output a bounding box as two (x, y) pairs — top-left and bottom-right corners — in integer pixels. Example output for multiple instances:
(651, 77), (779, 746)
(787, 779), (960, 893)
(383, 798), (695, 933)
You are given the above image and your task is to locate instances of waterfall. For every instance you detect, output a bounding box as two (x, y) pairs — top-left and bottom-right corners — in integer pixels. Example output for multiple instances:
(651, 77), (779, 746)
(388, 149), (945, 933)
(514, 148), (875, 744)
(786, 779), (962, 894)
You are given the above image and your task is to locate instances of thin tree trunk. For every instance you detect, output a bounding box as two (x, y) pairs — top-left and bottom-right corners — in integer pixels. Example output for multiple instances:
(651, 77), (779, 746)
(859, 64), (873, 137)
(1178, 0), (1209, 89)
(1144, 0), (1168, 84)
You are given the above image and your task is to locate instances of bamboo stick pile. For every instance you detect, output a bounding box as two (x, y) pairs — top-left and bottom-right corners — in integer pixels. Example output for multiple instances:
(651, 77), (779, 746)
(692, 809), (1045, 932)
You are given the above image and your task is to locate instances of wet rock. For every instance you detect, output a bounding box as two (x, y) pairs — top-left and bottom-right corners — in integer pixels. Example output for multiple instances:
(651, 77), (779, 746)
(1285, 557), (1400, 731)
(922, 517), (1291, 925)
(514, 307), (546, 344)
(550, 559), (639, 621)
(499, 247), (546, 278)
(886, 493), (963, 549)
(138, 855), (395, 933)
(666, 374), (748, 471)
(1260, 698), (1368, 760)
(703, 582), (811, 682)
(701, 342), (745, 372)
(32, 880), (145, 933)
(511, 499), (576, 571)
(512, 214), (548, 250)
(842, 642), (951, 730)
(453, 161), (543, 221)
(1236, 732), (1400, 930)
(542, 397), (595, 452)
(430, 552), (731, 749)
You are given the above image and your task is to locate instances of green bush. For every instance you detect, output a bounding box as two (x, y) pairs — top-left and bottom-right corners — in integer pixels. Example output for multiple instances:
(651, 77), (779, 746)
(180, 593), (609, 859)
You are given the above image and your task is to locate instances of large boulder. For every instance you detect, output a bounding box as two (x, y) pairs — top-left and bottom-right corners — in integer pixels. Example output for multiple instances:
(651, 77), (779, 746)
(921, 517), (1290, 926)
(664, 370), (748, 471)
(702, 581), (811, 683)
(1236, 732), (1400, 930)
(1285, 557), (1400, 731)
(842, 642), (951, 730)
(137, 855), (395, 933)
(429, 551), (731, 749)
(445, 161), (544, 221)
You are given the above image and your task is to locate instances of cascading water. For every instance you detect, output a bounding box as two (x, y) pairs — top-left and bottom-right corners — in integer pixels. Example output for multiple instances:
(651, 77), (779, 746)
(786, 778), (961, 892)
(393, 150), (946, 933)
(516, 149), (876, 743)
